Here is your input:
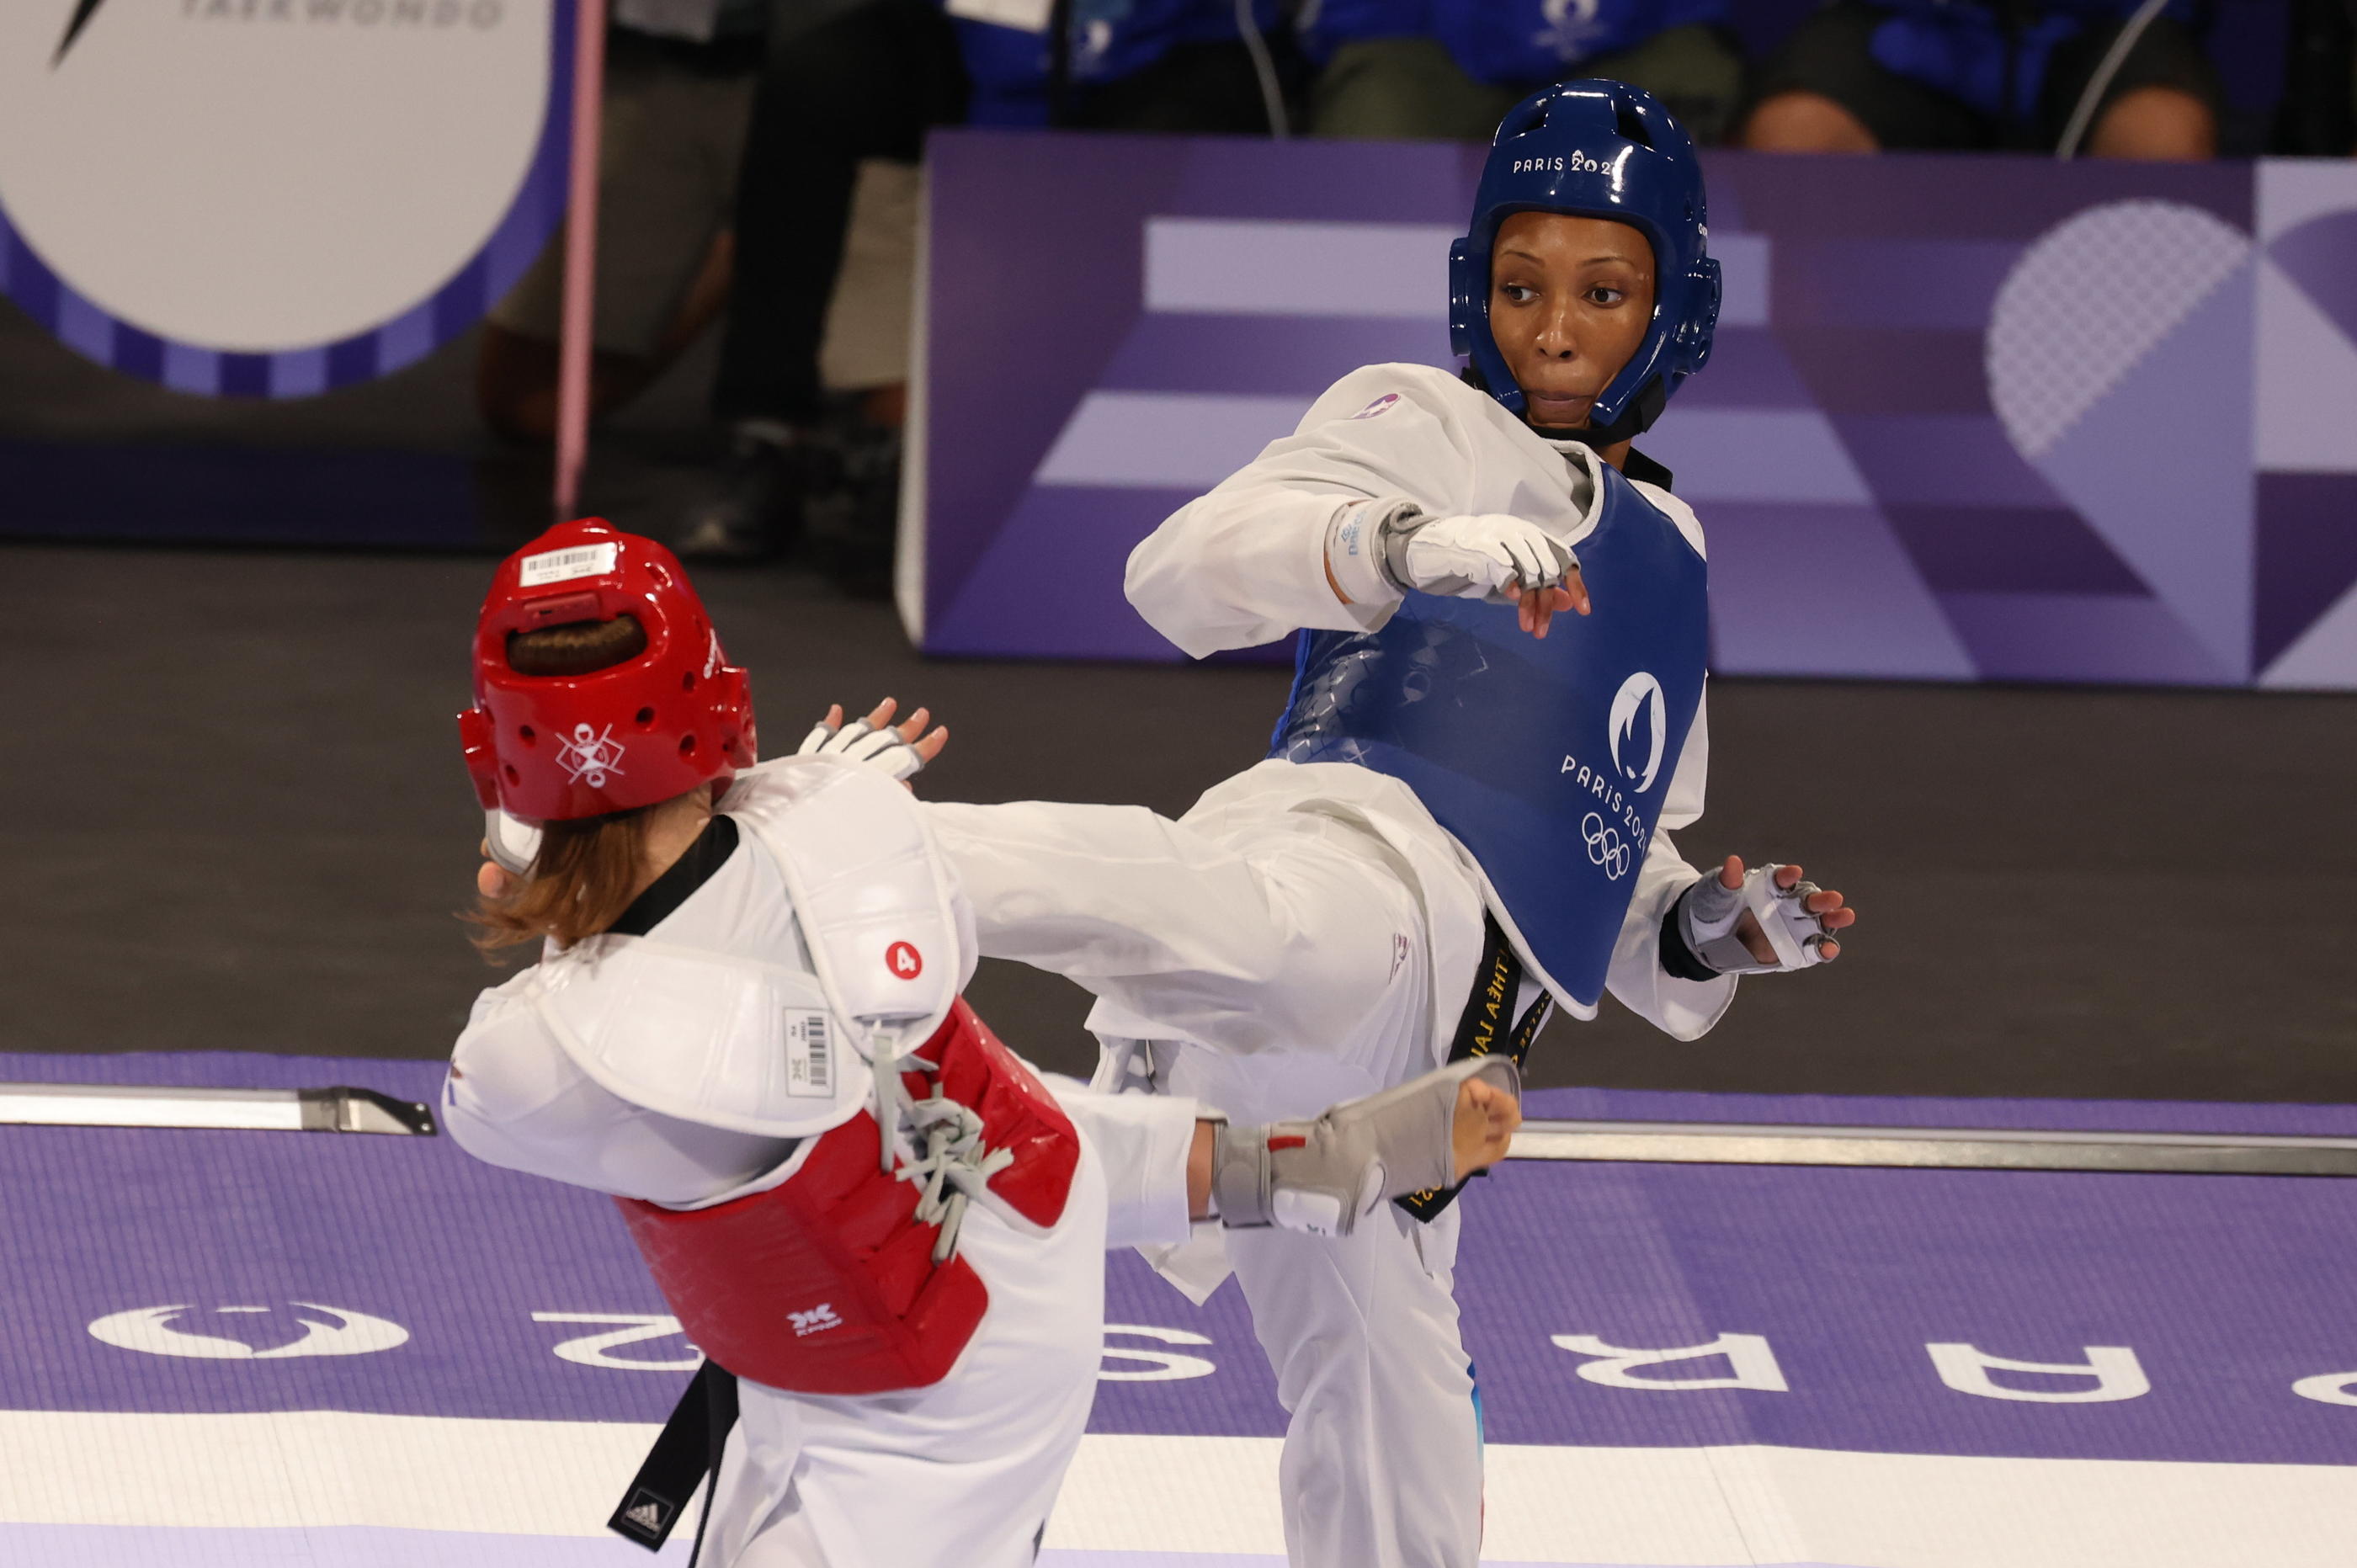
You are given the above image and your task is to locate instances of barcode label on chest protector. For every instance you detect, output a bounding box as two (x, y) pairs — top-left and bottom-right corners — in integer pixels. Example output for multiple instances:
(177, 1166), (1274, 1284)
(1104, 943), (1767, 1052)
(785, 1012), (833, 1098)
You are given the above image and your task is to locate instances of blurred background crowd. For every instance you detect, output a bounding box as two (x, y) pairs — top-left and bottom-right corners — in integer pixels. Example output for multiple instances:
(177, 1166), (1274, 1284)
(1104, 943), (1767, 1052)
(484, 0), (2357, 594)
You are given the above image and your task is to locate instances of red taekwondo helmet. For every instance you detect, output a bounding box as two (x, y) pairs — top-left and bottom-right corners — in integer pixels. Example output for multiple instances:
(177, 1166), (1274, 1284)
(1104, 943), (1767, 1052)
(459, 519), (757, 824)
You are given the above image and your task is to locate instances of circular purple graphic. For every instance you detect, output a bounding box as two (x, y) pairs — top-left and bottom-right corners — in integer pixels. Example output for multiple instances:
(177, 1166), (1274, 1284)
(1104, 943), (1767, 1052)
(0, 0), (574, 398)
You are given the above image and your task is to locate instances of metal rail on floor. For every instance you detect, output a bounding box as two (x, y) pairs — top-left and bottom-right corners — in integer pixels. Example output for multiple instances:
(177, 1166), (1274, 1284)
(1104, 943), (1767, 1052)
(7, 1089), (2351, 1173)
(0, 1083), (436, 1135)
(1507, 1119), (2357, 1176)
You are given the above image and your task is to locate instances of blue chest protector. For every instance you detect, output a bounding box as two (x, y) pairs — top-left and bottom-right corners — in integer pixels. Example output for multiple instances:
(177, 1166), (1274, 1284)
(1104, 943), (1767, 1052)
(1269, 465), (1708, 1008)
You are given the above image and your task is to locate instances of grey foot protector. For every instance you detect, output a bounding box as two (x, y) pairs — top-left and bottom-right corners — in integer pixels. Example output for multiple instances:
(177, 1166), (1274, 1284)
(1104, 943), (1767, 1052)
(1213, 1055), (1523, 1236)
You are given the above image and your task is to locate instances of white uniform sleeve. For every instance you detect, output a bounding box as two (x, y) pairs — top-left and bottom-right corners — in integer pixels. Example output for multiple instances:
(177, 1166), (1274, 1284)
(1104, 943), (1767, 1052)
(1601, 687), (1737, 1039)
(443, 969), (800, 1206)
(1046, 1076), (1201, 1249)
(1125, 366), (1475, 658)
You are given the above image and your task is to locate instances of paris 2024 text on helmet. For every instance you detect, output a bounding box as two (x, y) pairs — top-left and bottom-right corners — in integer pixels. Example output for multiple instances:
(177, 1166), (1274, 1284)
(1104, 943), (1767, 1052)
(458, 519), (758, 845)
(1449, 78), (1722, 445)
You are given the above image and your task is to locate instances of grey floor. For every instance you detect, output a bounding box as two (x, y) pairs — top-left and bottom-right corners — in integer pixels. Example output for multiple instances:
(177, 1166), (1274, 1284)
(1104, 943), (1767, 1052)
(6, 543), (2353, 1103)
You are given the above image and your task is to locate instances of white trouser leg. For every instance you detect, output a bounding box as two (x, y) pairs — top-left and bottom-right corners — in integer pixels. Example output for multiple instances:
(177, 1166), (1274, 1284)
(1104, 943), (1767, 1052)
(701, 1140), (1111, 1568)
(1225, 1202), (1482, 1568)
(928, 797), (1429, 1066)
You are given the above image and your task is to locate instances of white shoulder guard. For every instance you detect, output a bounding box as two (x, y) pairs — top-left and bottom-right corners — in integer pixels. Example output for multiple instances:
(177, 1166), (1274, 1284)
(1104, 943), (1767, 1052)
(519, 757), (962, 1140)
(526, 938), (868, 1140)
(721, 757), (963, 1039)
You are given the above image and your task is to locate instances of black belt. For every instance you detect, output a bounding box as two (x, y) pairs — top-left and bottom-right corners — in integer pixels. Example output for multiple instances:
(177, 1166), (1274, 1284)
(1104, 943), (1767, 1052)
(1396, 914), (1551, 1222)
(610, 1358), (1051, 1560)
(609, 1358), (737, 1559)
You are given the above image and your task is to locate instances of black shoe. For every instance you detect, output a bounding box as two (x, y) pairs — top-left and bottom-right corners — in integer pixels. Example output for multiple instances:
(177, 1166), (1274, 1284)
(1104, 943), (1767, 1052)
(675, 423), (807, 561)
(801, 412), (902, 599)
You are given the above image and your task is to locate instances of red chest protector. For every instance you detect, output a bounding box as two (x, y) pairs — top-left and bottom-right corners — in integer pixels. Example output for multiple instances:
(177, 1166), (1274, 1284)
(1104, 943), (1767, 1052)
(613, 1000), (1079, 1396)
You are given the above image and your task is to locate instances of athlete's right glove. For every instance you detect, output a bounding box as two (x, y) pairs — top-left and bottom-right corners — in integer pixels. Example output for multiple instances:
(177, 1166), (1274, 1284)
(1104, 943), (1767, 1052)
(1675, 864), (1835, 975)
(797, 711), (927, 781)
(1211, 1055), (1522, 1237)
(1324, 498), (1576, 607)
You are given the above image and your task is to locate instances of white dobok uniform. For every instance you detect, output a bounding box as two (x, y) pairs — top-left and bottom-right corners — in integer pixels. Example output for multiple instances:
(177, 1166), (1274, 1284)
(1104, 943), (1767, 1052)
(924, 362), (1742, 1568)
(443, 757), (1202, 1568)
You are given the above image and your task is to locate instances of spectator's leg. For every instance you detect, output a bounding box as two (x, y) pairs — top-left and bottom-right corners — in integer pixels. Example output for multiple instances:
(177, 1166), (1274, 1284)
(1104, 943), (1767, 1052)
(476, 32), (753, 442)
(476, 231), (734, 443)
(657, 231), (740, 363)
(2087, 85), (2217, 157)
(816, 162), (921, 421)
(685, 0), (963, 563)
(1741, 91), (1881, 151)
(477, 330), (653, 445)
(1584, 24), (1748, 146)
(1307, 36), (1514, 141)
(1737, 0), (1987, 152)
(2040, 16), (2221, 159)
(801, 159), (926, 598)
(709, 0), (964, 433)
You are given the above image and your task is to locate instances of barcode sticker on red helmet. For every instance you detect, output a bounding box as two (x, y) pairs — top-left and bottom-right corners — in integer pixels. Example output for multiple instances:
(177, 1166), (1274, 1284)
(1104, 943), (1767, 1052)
(519, 541), (620, 587)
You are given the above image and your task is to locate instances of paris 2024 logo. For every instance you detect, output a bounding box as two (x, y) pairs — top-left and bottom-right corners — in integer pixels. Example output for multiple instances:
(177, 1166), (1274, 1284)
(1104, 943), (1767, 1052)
(88, 1302), (408, 1359)
(1574, 672), (1668, 882)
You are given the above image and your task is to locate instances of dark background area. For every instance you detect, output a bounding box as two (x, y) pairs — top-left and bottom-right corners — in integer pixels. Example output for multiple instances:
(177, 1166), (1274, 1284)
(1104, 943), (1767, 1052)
(0, 0), (2323, 556)
(0, 291), (727, 554)
(8, 543), (2350, 1104)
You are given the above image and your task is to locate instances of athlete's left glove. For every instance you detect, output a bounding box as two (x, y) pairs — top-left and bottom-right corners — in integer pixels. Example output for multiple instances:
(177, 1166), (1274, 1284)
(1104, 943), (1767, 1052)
(797, 713), (926, 781)
(1675, 864), (1834, 975)
(1211, 1055), (1522, 1237)
(1323, 498), (1576, 608)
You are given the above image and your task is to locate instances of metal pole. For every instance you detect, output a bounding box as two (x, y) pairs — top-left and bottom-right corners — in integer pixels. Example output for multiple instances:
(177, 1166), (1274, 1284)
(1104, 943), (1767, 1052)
(1506, 1119), (2357, 1177)
(0, 1084), (436, 1135)
(554, 0), (609, 521)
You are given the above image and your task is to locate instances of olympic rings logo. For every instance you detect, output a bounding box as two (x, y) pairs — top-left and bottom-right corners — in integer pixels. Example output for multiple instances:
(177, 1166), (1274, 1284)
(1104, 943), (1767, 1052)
(1582, 813), (1631, 880)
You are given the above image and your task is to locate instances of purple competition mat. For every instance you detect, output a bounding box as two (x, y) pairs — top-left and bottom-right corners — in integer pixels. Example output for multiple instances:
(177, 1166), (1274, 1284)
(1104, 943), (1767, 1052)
(4, 1050), (2356, 1565)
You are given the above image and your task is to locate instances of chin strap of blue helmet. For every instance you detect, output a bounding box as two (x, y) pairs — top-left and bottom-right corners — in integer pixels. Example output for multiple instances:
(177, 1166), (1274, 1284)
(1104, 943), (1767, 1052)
(1462, 365), (1670, 451)
(1448, 80), (1722, 442)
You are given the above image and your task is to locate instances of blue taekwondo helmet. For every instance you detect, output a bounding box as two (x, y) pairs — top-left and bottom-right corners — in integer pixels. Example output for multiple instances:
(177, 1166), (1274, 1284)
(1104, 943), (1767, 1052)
(1449, 79), (1721, 444)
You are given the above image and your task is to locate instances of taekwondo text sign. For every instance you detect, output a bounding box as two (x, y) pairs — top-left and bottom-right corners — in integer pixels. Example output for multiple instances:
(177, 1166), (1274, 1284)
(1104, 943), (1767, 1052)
(0, 0), (572, 398)
(910, 133), (2357, 691)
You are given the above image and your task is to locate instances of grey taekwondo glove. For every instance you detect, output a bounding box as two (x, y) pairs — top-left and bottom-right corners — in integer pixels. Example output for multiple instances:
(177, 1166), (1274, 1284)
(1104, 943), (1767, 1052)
(1386, 512), (1578, 603)
(1210, 1055), (1522, 1237)
(1322, 499), (1577, 609)
(1675, 864), (1835, 975)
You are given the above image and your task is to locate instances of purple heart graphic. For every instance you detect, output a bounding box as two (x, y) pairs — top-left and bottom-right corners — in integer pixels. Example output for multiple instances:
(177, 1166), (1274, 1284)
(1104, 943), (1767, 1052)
(2270, 209), (2357, 348)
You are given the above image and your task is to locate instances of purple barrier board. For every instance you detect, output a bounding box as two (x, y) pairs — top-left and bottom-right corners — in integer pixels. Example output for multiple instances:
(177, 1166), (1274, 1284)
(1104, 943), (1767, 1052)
(907, 134), (2357, 691)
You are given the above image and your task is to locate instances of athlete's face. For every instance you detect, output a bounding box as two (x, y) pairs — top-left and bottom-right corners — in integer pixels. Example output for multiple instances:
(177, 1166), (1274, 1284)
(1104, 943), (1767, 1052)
(1487, 213), (1656, 433)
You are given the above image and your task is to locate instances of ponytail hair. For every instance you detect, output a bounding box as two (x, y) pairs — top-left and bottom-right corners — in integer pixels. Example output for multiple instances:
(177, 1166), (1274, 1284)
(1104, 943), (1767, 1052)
(466, 808), (657, 954)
